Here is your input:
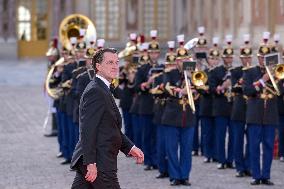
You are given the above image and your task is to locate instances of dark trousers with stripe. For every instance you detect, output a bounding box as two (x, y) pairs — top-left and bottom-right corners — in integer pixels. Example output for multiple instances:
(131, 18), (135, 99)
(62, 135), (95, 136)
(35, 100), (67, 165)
(156, 124), (168, 174)
(131, 113), (142, 149)
(165, 125), (194, 180)
(215, 116), (234, 164)
(248, 124), (275, 180)
(59, 112), (71, 160)
(193, 116), (202, 153)
(67, 115), (76, 158)
(122, 109), (133, 141)
(55, 110), (64, 154)
(140, 115), (157, 166)
(200, 116), (215, 159)
(278, 116), (284, 157)
(232, 120), (250, 173)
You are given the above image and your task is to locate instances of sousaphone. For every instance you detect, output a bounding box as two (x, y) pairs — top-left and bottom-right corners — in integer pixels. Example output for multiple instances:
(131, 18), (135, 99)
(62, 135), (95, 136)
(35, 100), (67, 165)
(45, 14), (96, 99)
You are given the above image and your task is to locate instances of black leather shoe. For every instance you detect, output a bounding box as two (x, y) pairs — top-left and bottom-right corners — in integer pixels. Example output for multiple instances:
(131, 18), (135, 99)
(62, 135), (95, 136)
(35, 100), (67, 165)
(60, 159), (71, 165)
(250, 179), (261, 185)
(226, 162), (234, 169)
(44, 132), (57, 137)
(236, 172), (245, 177)
(152, 165), (158, 170)
(156, 173), (169, 179)
(212, 158), (218, 163)
(170, 179), (181, 186)
(261, 179), (274, 185)
(180, 179), (191, 186)
(244, 170), (252, 177)
(144, 165), (152, 171)
(217, 163), (226, 169)
(56, 152), (63, 158)
(192, 151), (198, 156)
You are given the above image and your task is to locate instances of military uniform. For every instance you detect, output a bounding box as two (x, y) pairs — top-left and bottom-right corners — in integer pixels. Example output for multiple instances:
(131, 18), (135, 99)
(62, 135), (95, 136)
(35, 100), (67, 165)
(210, 36), (234, 168)
(272, 34), (284, 161)
(161, 35), (195, 186)
(231, 34), (252, 176)
(243, 32), (278, 185)
(134, 30), (160, 170)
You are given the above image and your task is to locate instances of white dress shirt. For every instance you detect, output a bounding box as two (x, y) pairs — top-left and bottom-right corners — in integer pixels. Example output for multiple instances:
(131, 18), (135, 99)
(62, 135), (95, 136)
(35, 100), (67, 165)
(96, 74), (111, 89)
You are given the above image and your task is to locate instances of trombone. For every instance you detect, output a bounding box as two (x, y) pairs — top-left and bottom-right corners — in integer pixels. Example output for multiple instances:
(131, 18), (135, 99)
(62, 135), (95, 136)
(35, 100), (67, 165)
(264, 53), (284, 96)
(183, 38), (199, 113)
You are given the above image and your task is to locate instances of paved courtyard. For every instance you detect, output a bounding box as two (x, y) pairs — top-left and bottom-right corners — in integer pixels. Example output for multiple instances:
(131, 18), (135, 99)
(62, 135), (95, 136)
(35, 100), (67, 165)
(0, 59), (283, 189)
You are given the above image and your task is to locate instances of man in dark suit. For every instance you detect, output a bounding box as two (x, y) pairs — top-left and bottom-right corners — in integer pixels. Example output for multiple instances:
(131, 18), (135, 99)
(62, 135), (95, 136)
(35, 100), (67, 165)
(71, 48), (144, 189)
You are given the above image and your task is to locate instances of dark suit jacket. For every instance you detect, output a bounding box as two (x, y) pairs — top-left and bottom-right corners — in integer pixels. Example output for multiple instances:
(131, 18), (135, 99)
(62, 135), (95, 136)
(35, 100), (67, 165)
(71, 77), (134, 172)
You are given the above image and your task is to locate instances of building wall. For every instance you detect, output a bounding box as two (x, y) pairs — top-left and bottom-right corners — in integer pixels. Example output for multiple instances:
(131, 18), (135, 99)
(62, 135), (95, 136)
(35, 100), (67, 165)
(1, 0), (284, 59)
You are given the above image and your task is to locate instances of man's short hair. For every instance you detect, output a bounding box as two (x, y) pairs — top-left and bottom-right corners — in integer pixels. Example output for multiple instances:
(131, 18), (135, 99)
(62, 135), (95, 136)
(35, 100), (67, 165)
(92, 48), (118, 72)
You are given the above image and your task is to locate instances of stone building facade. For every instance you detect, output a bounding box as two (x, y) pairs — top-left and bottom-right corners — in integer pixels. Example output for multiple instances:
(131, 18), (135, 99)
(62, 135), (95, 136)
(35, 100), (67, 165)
(1, 0), (284, 59)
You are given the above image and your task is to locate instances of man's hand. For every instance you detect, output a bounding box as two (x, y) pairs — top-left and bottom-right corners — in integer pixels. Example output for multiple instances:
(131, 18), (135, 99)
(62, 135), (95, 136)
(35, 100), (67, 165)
(85, 163), (97, 183)
(129, 146), (144, 164)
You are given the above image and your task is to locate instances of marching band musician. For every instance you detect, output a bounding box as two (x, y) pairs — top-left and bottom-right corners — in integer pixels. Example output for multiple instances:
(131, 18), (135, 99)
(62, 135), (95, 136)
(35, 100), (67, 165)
(197, 40), (218, 163)
(231, 34), (252, 177)
(210, 36), (234, 169)
(134, 30), (160, 171)
(152, 41), (177, 179)
(161, 34), (196, 186)
(242, 32), (279, 185)
(129, 42), (148, 150)
(117, 33), (138, 142)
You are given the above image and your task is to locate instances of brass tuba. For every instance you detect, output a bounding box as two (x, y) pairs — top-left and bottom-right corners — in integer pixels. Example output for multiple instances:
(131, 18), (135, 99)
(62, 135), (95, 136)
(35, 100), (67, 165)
(59, 14), (96, 50)
(45, 57), (65, 99)
(45, 14), (96, 99)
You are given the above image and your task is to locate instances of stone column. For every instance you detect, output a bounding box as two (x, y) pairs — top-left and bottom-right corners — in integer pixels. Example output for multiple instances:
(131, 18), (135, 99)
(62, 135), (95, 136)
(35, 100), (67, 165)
(65, 0), (74, 16)
(0, 0), (4, 43)
(52, 0), (61, 37)
(7, 0), (17, 43)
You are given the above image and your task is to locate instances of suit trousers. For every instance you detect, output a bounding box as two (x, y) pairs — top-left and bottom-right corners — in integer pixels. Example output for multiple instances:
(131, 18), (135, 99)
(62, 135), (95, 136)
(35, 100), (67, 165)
(248, 124), (275, 180)
(71, 158), (120, 189)
(232, 120), (250, 173)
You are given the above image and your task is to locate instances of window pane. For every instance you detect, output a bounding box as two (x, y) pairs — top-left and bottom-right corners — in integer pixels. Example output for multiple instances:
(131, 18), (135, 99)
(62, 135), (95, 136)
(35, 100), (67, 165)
(18, 22), (31, 41)
(36, 0), (48, 40)
(18, 5), (31, 21)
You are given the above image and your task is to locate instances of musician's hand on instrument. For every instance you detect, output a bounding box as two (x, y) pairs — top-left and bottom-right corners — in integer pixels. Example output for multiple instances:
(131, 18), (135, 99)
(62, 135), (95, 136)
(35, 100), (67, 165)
(262, 73), (270, 82)
(216, 85), (223, 94)
(85, 163), (97, 183)
(140, 82), (148, 90)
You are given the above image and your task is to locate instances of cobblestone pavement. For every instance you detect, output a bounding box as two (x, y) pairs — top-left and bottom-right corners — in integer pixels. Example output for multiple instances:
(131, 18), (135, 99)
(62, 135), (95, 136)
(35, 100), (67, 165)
(0, 60), (283, 189)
